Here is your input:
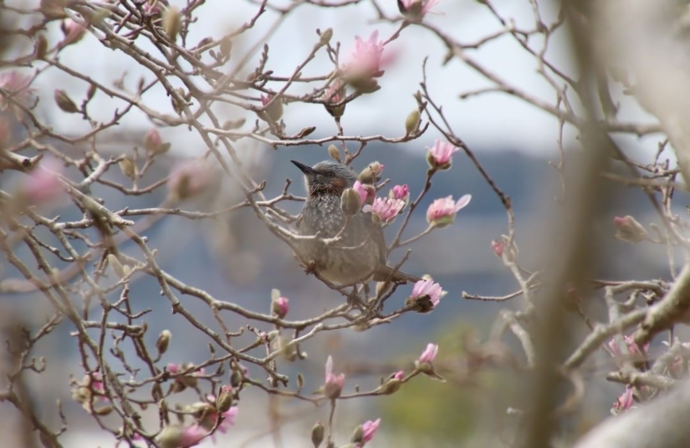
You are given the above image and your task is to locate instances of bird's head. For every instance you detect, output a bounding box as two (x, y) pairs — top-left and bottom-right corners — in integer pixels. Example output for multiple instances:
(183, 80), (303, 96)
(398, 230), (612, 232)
(291, 160), (358, 197)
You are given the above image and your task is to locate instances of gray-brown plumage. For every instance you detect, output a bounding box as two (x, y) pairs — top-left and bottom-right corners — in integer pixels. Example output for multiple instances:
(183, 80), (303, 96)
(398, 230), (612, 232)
(292, 159), (420, 285)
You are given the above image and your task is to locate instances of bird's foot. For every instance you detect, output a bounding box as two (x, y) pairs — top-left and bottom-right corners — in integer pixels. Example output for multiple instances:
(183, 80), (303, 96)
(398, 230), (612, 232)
(304, 260), (318, 276)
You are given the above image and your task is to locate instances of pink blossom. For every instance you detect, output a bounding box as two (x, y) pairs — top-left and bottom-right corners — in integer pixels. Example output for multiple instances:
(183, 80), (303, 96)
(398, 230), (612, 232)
(607, 335), (649, 358)
(417, 343), (439, 364)
(398, 0), (442, 19)
(410, 279), (443, 308)
(324, 81), (343, 104)
(361, 418), (381, 443)
(363, 197), (405, 223)
(0, 71), (33, 108)
(179, 425), (207, 447)
(21, 158), (64, 205)
(490, 240), (504, 257)
(167, 160), (212, 200)
(613, 387), (635, 414)
(144, 128), (163, 152)
(353, 181), (375, 206)
(200, 404), (238, 435)
(392, 370), (404, 380)
(324, 355), (346, 399)
(344, 31), (385, 80)
(390, 184), (409, 201)
(272, 296), (289, 318)
(426, 194), (471, 227)
(427, 139), (460, 168)
(62, 19), (86, 45)
(613, 215), (647, 243)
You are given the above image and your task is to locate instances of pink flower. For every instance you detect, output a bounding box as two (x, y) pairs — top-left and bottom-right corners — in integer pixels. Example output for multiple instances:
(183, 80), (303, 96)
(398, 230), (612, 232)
(363, 197), (405, 223)
(613, 215), (647, 243)
(607, 335), (649, 358)
(353, 181), (375, 206)
(417, 343), (438, 364)
(344, 31), (385, 80)
(392, 370), (404, 380)
(410, 279), (444, 308)
(0, 71), (33, 108)
(62, 19), (86, 45)
(426, 194), (471, 227)
(324, 355), (346, 399)
(613, 387), (635, 414)
(427, 139), (460, 169)
(179, 425), (207, 447)
(398, 0), (442, 20)
(21, 158), (64, 205)
(390, 184), (409, 201)
(361, 418), (381, 443)
(272, 296), (289, 318)
(490, 240), (504, 257)
(167, 160), (212, 200)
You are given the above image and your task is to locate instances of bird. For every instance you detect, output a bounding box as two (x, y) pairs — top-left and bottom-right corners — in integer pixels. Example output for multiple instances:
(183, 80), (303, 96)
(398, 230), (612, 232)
(291, 159), (420, 285)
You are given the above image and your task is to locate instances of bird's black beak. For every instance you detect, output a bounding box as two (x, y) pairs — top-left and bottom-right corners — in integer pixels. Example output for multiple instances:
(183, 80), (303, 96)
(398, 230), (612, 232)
(291, 160), (317, 175)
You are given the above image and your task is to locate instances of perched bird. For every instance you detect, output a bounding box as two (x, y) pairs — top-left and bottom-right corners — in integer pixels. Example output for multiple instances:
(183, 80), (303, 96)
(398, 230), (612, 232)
(291, 159), (420, 285)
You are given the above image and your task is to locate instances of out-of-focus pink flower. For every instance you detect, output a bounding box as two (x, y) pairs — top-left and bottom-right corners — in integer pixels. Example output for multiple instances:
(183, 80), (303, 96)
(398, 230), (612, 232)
(417, 343), (439, 364)
(607, 335), (649, 358)
(410, 279), (444, 308)
(343, 31), (385, 81)
(324, 355), (346, 399)
(167, 160), (212, 200)
(155, 424), (207, 448)
(427, 139), (460, 169)
(390, 184), (409, 201)
(0, 71), (33, 109)
(392, 370), (404, 380)
(363, 197), (405, 223)
(361, 418), (381, 443)
(21, 158), (64, 205)
(398, 0), (442, 20)
(613, 387), (635, 414)
(324, 81), (343, 104)
(426, 194), (471, 227)
(199, 399), (238, 435)
(62, 19), (86, 45)
(490, 240), (504, 257)
(272, 296), (289, 318)
(353, 180), (375, 206)
(613, 215), (647, 243)
(178, 424), (207, 447)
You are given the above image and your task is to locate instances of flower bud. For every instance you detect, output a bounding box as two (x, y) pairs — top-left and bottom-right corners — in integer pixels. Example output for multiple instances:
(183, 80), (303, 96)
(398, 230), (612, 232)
(341, 188), (362, 216)
(54, 89), (79, 113)
(358, 161), (384, 184)
(220, 36), (233, 58)
(163, 7), (181, 41)
(389, 184), (409, 202)
(490, 240), (504, 258)
(119, 156), (136, 179)
(93, 405), (113, 416)
(215, 385), (233, 413)
(350, 425), (364, 445)
(221, 118), (245, 130)
(230, 370), (243, 388)
(107, 254), (125, 278)
(156, 330), (171, 355)
(271, 294), (289, 319)
(405, 109), (420, 135)
(613, 215), (647, 243)
(377, 377), (402, 395)
(311, 421), (325, 447)
(319, 28), (333, 46)
(144, 128), (163, 153)
(155, 426), (183, 448)
(328, 144), (341, 162)
(35, 35), (48, 59)
(260, 94), (283, 122)
(61, 19), (86, 45)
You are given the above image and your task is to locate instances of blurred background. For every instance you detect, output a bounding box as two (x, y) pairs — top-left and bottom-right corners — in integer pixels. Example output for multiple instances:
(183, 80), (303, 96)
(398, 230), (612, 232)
(0, 0), (675, 447)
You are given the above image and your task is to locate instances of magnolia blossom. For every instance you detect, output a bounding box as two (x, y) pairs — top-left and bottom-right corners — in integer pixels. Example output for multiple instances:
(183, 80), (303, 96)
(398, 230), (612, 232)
(427, 139), (460, 169)
(361, 418), (381, 444)
(167, 160), (212, 200)
(490, 240), (504, 257)
(418, 343), (439, 364)
(607, 335), (649, 357)
(324, 355), (346, 399)
(613, 215), (647, 243)
(398, 0), (442, 19)
(613, 387), (635, 414)
(344, 31), (385, 80)
(353, 180), (375, 206)
(272, 296), (289, 318)
(199, 401), (238, 435)
(426, 194), (471, 227)
(62, 19), (86, 45)
(410, 279), (444, 308)
(390, 184), (409, 201)
(0, 71), (33, 109)
(21, 158), (64, 205)
(363, 197), (405, 223)
(155, 424), (207, 448)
